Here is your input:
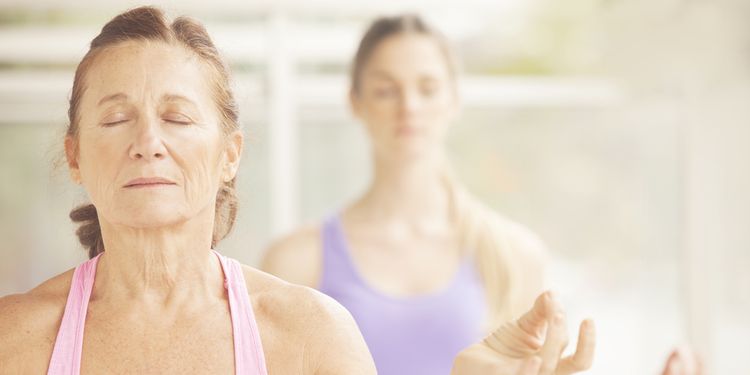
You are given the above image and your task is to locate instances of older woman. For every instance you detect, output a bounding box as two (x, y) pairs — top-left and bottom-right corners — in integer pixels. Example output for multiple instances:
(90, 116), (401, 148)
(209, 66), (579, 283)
(0, 6), (592, 375)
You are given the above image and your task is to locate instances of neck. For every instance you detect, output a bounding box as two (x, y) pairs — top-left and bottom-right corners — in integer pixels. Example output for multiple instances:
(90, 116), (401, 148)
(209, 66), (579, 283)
(94, 206), (224, 305)
(349, 153), (453, 232)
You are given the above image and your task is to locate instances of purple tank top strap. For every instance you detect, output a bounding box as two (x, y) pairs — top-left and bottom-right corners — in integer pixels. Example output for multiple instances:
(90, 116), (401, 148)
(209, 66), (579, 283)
(214, 251), (268, 375)
(47, 253), (102, 375)
(319, 214), (362, 292)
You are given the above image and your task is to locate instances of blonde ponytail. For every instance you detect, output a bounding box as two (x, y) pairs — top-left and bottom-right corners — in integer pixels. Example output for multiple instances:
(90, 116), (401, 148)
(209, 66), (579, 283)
(443, 170), (538, 330)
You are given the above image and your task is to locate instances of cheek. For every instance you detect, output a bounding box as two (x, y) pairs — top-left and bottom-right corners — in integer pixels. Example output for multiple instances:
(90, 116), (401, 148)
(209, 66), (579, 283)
(425, 95), (455, 130)
(171, 131), (225, 206)
(362, 102), (397, 132)
(77, 132), (126, 201)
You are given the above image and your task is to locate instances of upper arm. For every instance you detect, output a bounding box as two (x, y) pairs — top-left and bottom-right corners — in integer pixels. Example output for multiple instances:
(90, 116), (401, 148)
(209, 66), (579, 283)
(260, 226), (322, 288)
(0, 294), (28, 360)
(303, 292), (376, 375)
(0, 292), (64, 374)
(0, 269), (73, 373)
(243, 267), (374, 375)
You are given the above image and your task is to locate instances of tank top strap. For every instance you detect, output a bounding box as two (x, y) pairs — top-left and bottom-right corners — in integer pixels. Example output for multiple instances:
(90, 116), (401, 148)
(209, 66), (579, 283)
(47, 253), (102, 375)
(319, 214), (362, 292)
(213, 251), (268, 375)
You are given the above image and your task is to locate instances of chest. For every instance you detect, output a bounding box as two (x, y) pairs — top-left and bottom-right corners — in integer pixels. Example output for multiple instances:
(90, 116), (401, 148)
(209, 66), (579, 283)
(38, 294), (307, 375)
(79, 307), (237, 374)
(344, 231), (465, 297)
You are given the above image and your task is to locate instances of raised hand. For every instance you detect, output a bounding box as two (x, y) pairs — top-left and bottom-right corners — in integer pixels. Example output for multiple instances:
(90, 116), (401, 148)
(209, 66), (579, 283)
(661, 347), (704, 375)
(451, 291), (596, 375)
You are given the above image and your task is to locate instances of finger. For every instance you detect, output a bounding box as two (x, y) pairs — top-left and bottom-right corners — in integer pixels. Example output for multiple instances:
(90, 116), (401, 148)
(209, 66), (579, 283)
(695, 352), (705, 375)
(677, 346), (706, 375)
(517, 291), (560, 337)
(505, 322), (546, 353)
(556, 319), (596, 375)
(485, 291), (559, 356)
(518, 356), (542, 375)
(537, 312), (569, 375)
(661, 350), (681, 375)
(681, 346), (704, 375)
(484, 323), (544, 357)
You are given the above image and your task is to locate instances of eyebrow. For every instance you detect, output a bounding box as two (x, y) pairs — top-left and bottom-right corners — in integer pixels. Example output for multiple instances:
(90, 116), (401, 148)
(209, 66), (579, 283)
(97, 93), (128, 106)
(96, 93), (198, 107)
(367, 71), (395, 81)
(367, 71), (442, 83)
(162, 94), (198, 106)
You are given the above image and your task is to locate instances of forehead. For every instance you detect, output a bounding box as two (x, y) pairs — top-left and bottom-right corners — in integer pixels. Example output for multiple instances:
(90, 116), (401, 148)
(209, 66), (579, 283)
(81, 41), (213, 107)
(363, 34), (451, 80)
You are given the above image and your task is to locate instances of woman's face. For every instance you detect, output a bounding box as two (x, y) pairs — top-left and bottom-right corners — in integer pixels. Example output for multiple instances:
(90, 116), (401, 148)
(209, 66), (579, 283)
(351, 33), (458, 163)
(65, 41), (242, 229)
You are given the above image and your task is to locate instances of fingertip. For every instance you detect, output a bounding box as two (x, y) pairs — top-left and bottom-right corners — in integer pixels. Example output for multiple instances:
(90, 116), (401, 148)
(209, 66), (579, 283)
(539, 290), (562, 317)
(581, 318), (596, 332)
(535, 290), (552, 309)
(553, 312), (566, 325)
(546, 289), (558, 301)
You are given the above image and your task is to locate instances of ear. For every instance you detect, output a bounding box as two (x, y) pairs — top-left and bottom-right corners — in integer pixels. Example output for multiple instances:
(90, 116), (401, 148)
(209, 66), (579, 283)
(64, 135), (82, 184)
(223, 130), (244, 182)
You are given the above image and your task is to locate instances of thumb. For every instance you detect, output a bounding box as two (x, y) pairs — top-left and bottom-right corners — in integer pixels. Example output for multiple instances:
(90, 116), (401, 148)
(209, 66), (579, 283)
(517, 291), (560, 336)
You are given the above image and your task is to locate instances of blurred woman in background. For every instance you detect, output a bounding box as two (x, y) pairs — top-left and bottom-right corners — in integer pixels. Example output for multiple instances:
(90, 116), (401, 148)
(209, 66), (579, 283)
(262, 14), (595, 375)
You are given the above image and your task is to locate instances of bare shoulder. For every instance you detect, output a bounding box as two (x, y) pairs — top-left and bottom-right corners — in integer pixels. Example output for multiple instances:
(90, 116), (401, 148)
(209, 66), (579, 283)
(259, 224), (322, 288)
(0, 269), (75, 373)
(240, 265), (376, 374)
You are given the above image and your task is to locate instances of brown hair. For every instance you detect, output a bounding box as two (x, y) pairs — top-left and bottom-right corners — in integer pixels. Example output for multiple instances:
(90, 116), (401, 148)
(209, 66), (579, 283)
(349, 14), (459, 94)
(67, 6), (240, 259)
(350, 15), (532, 328)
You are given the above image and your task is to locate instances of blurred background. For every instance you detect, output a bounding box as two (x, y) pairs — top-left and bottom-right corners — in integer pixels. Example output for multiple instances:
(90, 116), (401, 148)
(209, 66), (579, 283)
(1, 0), (748, 373)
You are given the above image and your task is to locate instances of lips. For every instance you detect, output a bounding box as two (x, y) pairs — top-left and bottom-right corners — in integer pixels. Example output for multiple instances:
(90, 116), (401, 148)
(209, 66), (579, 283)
(123, 177), (177, 188)
(395, 126), (419, 136)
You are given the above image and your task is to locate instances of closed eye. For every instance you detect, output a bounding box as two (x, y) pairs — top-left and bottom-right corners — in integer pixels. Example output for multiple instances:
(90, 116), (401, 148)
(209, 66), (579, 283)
(374, 87), (398, 98)
(163, 113), (194, 125)
(164, 118), (192, 125)
(102, 119), (130, 127)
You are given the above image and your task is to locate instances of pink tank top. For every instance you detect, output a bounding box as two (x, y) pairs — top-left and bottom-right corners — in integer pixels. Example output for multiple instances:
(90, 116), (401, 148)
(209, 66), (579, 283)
(46, 251), (268, 375)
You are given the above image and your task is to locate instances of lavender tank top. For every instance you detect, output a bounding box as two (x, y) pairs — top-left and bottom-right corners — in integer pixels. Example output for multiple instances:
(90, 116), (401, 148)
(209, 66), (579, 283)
(47, 251), (267, 375)
(319, 215), (487, 375)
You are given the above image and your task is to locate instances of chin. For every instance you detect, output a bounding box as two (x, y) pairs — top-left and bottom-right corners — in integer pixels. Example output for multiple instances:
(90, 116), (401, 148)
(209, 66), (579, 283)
(106, 199), (194, 229)
(388, 140), (438, 162)
(117, 211), (190, 229)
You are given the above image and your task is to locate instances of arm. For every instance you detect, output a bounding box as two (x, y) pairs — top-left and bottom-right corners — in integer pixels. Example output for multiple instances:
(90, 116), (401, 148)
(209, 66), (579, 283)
(0, 291), (67, 374)
(0, 294), (30, 373)
(303, 291), (377, 374)
(245, 265), (374, 375)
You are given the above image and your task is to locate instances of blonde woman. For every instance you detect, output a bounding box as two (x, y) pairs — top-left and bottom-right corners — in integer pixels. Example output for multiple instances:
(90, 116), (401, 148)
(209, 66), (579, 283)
(262, 14), (595, 375)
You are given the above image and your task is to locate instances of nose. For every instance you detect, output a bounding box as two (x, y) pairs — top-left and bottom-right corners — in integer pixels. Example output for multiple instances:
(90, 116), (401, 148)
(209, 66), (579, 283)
(129, 116), (167, 161)
(398, 90), (420, 117)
